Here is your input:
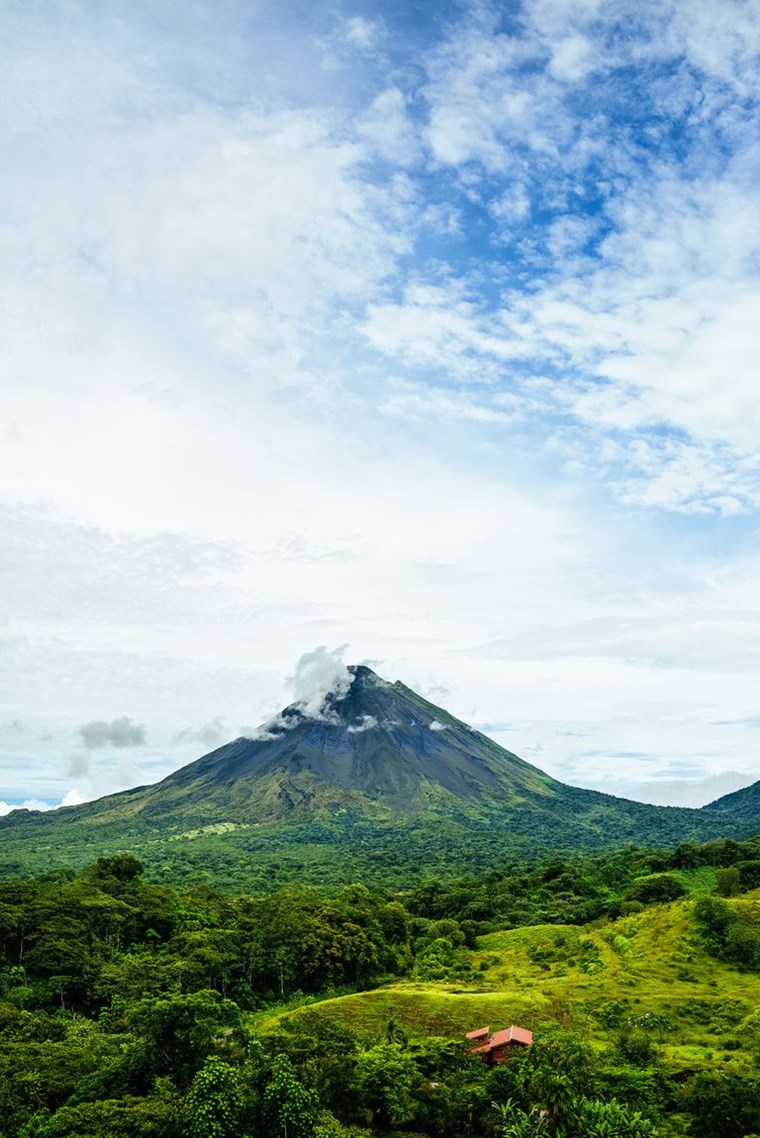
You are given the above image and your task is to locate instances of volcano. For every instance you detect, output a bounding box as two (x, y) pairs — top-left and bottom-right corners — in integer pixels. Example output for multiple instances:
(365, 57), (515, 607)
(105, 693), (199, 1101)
(119, 664), (560, 825)
(1, 665), (757, 881)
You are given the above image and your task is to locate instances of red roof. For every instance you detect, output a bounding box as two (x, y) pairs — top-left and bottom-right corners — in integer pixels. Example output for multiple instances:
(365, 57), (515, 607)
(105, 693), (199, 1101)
(488, 1025), (533, 1048)
(466, 1026), (490, 1041)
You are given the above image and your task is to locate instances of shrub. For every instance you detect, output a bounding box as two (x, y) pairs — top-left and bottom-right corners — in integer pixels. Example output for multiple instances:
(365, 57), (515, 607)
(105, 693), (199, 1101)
(626, 875), (686, 905)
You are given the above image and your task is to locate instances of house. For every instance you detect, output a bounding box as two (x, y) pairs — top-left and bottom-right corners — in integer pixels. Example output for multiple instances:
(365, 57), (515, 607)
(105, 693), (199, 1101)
(466, 1024), (532, 1063)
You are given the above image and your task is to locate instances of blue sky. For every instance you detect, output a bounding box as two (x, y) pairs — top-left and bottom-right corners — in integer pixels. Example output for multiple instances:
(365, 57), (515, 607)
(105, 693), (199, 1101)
(2, 0), (760, 812)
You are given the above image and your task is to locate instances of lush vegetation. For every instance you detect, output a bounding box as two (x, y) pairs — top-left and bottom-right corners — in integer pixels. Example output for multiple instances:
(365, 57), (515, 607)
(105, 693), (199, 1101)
(0, 837), (759, 1137)
(2, 797), (756, 896)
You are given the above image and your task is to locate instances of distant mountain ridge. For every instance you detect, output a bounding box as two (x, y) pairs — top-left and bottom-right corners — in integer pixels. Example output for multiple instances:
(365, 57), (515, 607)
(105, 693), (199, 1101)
(1, 664), (757, 883)
(702, 778), (760, 821)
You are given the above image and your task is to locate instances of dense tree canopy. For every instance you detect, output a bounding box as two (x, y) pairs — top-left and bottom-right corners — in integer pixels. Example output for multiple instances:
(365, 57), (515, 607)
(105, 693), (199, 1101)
(0, 836), (759, 1137)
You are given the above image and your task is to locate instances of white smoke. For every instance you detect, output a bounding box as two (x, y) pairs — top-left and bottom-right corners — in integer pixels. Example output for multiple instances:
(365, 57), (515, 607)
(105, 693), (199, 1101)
(347, 714), (378, 734)
(243, 714), (300, 742)
(429, 720), (447, 731)
(242, 645), (355, 741)
(288, 645), (353, 717)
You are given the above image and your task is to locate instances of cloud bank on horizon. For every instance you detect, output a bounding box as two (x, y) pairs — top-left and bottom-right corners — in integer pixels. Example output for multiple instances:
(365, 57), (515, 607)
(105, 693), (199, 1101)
(1, 0), (759, 811)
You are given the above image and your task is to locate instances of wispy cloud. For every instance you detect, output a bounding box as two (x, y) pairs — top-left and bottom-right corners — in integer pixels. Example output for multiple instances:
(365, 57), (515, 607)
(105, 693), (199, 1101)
(173, 718), (228, 749)
(363, 0), (760, 513)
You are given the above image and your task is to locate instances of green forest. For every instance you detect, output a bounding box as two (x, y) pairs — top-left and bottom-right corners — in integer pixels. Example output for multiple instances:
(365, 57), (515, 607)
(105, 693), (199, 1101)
(2, 837), (760, 1137)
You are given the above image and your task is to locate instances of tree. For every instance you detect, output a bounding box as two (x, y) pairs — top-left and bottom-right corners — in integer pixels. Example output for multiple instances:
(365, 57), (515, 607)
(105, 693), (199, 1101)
(21, 1092), (179, 1137)
(377, 902), (408, 945)
(353, 1043), (419, 1128)
(694, 896), (760, 970)
(183, 1056), (245, 1138)
(616, 1029), (658, 1067)
(524, 1029), (598, 1111)
(127, 990), (244, 1088)
(627, 1012), (673, 1046)
(596, 1066), (670, 1116)
(737, 860), (760, 890)
(626, 875), (686, 905)
(724, 920), (760, 968)
(489, 1028), (601, 1133)
(693, 896), (734, 940)
(384, 1017), (409, 1046)
(90, 854), (144, 884)
(683, 1071), (760, 1138)
(313, 1113), (372, 1138)
(261, 1012), (360, 1120)
(263, 1054), (319, 1138)
(715, 867), (741, 897)
(739, 1006), (760, 1063)
(414, 937), (457, 980)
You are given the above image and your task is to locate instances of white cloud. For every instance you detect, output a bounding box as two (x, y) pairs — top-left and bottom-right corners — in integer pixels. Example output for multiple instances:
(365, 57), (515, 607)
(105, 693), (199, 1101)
(364, 3), (760, 514)
(343, 16), (384, 51)
(0, 788), (87, 816)
(363, 285), (529, 377)
(548, 34), (596, 82)
(382, 384), (516, 425)
(2, 0), (760, 811)
(174, 718), (228, 749)
(0, 799), (53, 817)
(582, 770), (757, 809)
(60, 788), (88, 808)
(79, 716), (146, 749)
(357, 88), (421, 165)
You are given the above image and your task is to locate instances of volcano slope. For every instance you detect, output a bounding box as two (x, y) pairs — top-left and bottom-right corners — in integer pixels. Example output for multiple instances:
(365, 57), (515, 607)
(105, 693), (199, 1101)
(1, 666), (757, 887)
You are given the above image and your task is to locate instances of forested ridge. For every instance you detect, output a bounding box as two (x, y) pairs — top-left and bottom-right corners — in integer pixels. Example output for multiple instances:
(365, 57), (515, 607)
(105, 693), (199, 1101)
(1, 837), (760, 1137)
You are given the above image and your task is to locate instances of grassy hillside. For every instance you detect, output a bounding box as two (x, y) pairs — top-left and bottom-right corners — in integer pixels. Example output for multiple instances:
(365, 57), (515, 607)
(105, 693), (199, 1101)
(259, 894), (760, 1080)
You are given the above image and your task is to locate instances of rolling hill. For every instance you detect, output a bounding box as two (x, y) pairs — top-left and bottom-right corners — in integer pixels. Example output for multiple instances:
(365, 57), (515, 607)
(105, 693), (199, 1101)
(257, 891), (760, 1081)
